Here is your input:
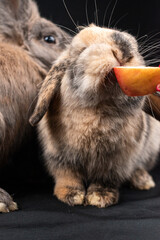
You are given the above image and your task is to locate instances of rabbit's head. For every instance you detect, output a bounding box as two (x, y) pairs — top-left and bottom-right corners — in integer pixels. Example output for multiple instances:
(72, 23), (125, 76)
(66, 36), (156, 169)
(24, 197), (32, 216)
(30, 24), (145, 125)
(0, 0), (71, 70)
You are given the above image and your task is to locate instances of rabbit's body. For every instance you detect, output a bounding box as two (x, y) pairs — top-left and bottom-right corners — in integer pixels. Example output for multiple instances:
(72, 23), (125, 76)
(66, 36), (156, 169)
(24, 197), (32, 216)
(0, 43), (45, 164)
(39, 101), (160, 187)
(30, 25), (160, 208)
(0, 0), (70, 212)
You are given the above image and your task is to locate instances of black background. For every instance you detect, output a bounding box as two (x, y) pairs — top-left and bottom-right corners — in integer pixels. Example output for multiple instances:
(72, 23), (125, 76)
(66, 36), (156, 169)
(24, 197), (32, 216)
(0, 1), (160, 240)
(36, 0), (160, 66)
(37, 0), (160, 36)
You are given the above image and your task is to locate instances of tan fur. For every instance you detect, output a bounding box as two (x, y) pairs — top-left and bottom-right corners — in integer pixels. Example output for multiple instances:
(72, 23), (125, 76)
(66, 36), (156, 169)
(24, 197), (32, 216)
(54, 169), (85, 206)
(0, 42), (46, 163)
(30, 25), (160, 208)
(85, 184), (119, 208)
(131, 169), (155, 190)
(30, 50), (70, 125)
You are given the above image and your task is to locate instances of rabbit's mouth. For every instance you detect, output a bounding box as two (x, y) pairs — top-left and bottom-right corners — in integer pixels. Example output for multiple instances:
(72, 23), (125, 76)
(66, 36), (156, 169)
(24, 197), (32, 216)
(101, 69), (124, 96)
(104, 69), (118, 86)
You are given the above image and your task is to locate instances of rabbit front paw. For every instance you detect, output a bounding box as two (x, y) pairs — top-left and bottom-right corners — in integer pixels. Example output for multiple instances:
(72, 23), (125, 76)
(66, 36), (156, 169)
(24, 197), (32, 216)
(85, 184), (119, 208)
(54, 186), (85, 206)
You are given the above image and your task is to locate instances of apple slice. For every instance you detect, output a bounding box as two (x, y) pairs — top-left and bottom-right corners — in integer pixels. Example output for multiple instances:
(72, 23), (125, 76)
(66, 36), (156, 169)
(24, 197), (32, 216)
(114, 66), (160, 96)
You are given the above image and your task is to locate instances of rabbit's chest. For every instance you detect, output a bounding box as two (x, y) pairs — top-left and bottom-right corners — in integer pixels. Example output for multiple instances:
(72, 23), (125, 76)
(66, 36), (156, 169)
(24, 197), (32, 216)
(60, 124), (133, 184)
(61, 115), (135, 174)
(63, 112), (126, 153)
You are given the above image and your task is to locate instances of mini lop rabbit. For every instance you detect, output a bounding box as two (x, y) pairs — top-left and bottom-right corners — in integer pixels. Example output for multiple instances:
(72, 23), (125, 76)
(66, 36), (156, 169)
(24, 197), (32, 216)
(30, 24), (160, 208)
(0, 0), (70, 212)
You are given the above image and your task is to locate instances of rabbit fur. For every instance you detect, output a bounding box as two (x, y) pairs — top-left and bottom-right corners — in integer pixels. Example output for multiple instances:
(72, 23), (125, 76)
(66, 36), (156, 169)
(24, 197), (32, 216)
(30, 25), (160, 208)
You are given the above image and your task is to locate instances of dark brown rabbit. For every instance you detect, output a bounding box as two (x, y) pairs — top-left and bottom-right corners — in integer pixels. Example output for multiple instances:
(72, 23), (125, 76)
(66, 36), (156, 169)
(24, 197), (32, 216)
(0, 0), (70, 213)
(30, 24), (160, 208)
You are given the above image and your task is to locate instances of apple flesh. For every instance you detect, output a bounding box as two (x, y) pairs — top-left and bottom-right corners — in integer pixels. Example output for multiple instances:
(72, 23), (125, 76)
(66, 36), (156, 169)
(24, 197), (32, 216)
(114, 66), (160, 96)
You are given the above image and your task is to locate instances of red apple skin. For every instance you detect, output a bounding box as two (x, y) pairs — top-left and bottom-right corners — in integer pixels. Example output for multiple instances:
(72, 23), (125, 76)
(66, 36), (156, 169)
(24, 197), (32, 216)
(114, 67), (160, 96)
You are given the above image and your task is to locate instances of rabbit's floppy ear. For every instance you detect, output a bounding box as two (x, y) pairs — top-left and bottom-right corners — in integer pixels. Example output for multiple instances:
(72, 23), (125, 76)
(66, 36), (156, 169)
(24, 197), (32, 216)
(29, 51), (70, 126)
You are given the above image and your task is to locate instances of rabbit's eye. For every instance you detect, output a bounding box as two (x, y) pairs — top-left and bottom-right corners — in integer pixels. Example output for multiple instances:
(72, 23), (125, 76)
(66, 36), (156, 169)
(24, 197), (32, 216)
(44, 36), (56, 44)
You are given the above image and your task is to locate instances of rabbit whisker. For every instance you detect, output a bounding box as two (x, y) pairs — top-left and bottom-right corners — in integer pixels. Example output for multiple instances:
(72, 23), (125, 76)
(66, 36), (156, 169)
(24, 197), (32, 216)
(94, 0), (99, 26)
(146, 96), (156, 119)
(85, 0), (90, 26)
(27, 94), (39, 119)
(56, 24), (77, 35)
(113, 13), (128, 29)
(63, 0), (78, 30)
(148, 98), (160, 115)
(103, 0), (112, 27)
(108, 0), (118, 28)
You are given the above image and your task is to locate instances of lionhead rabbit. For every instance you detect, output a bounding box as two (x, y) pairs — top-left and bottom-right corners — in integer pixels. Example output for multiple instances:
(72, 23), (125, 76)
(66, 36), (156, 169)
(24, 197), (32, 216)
(30, 24), (160, 208)
(0, 0), (70, 213)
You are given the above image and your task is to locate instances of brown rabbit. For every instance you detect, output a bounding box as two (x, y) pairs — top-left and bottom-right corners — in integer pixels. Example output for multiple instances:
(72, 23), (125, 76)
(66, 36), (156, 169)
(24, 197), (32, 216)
(0, 0), (70, 213)
(30, 24), (160, 208)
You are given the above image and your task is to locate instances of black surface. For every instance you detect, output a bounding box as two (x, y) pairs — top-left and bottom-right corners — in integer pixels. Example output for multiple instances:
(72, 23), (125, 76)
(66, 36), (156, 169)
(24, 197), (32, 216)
(0, 158), (160, 240)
